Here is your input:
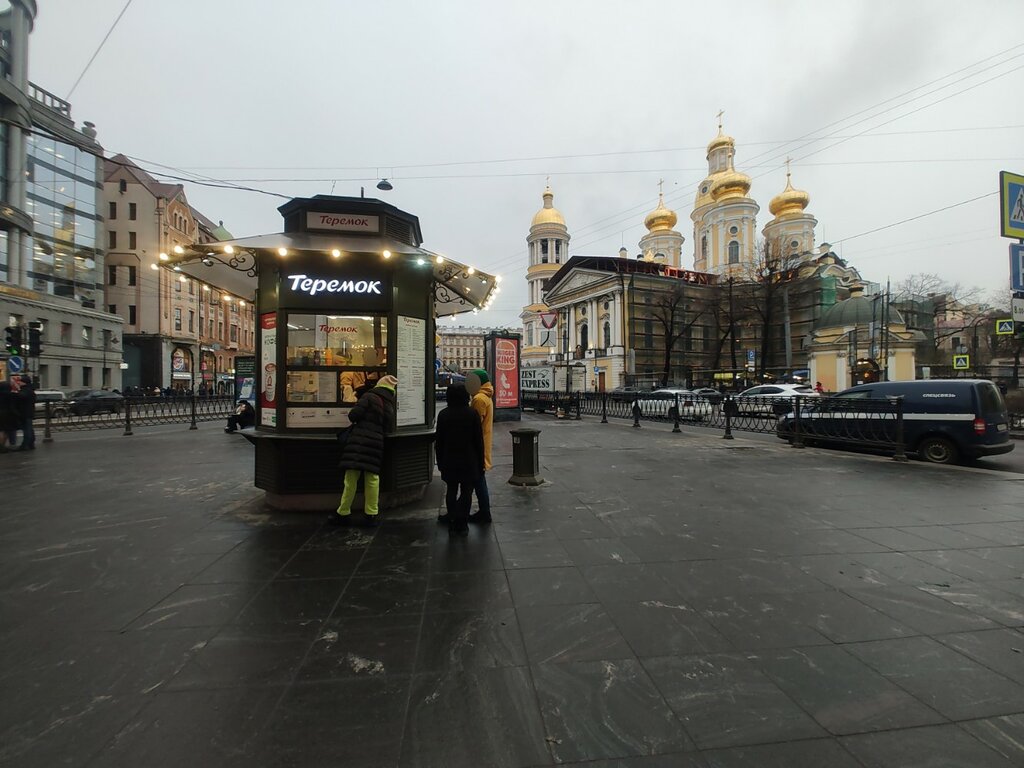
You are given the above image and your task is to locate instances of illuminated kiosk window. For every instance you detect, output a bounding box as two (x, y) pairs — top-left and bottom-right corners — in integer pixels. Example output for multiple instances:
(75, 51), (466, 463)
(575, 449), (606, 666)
(285, 313), (387, 405)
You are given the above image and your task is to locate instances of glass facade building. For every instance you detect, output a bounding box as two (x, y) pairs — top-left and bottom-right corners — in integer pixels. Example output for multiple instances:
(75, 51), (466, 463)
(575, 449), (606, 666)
(25, 132), (101, 305)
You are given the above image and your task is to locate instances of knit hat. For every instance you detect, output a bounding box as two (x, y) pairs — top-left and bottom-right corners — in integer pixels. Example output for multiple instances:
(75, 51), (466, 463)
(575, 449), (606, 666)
(376, 375), (399, 391)
(472, 369), (490, 385)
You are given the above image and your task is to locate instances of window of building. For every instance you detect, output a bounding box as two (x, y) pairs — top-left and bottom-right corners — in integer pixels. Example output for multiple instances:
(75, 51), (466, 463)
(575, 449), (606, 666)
(60, 365), (71, 386)
(175, 277), (182, 292)
(60, 322), (71, 344)
(729, 225), (738, 235)
(108, 265), (116, 285)
(127, 265), (136, 286)
(108, 231), (116, 249)
(129, 202), (137, 220)
(129, 232), (137, 250)
(188, 280), (194, 295)
(701, 235), (708, 258)
(174, 308), (182, 331)
(82, 326), (92, 346)
(230, 325), (238, 342)
(603, 321), (611, 348)
(108, 304), (116, 316)
(188, 310), (194, 332)
(218, 321), (223, 339)
(209, 319), (214, 336)
(728, 240), (740, 263)
(540, 240), (548, 264)
(580, 324), (589, 351)
(82, 367), (92, 387)
(109, 201), (116, 220)
(790, 239), (799, 250)
(128, 305), (136, 325)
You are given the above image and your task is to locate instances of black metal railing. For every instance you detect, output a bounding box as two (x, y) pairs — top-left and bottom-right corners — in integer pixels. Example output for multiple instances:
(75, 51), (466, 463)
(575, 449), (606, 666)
(521, 391), (909, 459)
(39, 396), (237, 439)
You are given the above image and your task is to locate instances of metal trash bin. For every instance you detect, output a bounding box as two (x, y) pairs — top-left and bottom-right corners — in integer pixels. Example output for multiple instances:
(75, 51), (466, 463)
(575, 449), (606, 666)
(508, 428), (543, 486)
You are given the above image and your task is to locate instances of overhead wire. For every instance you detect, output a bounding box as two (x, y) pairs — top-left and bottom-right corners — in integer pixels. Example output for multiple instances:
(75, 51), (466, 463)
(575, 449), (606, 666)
(65, 0), (135, 100)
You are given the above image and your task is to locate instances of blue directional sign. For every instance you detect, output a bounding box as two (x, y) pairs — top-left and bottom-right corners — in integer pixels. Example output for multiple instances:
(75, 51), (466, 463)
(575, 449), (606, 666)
(746, 349), (756, 363)
(1000, 171), (1024, 239)
(6, 355), (24, 374)
(1011, 243), (1024, 291)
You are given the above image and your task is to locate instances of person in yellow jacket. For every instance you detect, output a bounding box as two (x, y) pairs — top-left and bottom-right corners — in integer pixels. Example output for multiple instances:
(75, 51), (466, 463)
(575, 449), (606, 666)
(468, 369), (493, 523)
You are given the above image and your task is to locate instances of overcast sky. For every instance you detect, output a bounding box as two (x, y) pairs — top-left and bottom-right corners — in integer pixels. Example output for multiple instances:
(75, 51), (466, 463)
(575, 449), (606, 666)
(28, 0), (1024, 325)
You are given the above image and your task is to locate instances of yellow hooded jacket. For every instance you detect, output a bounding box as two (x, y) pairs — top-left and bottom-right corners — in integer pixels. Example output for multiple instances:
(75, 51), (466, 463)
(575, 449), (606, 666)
(471, 381), (494, 470)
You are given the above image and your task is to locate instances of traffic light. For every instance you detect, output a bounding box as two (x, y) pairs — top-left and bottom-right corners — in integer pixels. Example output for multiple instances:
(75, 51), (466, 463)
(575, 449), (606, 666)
(4, 325), (22, 355)
(28, 323), (42, 357)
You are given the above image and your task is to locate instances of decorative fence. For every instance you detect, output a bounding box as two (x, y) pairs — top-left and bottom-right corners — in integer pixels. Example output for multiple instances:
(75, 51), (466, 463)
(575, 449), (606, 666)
(521, 391), (910, 459)
(38, 396), (237, 440)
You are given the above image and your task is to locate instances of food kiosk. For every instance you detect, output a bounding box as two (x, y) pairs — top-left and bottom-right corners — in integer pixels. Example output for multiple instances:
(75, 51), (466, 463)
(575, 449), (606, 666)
(172, 195), (498, 510)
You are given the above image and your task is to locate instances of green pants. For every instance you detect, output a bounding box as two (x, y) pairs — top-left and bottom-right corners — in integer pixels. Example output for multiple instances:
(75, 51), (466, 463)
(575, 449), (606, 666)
(337, 469), (380, 516)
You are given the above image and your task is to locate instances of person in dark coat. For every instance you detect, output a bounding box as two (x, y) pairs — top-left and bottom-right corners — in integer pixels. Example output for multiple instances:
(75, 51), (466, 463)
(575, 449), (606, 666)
(0, 380), (18, 451)
(224, 400), (255, 433)
(14, 376), (35, 450)
(333, 375), (398, 526)
(435, 384), (485, 536)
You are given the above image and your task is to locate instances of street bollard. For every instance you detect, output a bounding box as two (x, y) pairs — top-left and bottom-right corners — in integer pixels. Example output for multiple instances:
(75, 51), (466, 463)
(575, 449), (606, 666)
(123, 398), (134, 436)
(43, 401), (53, 443)
(672, 393), (681, 433)
(791, 395), (805, 449)
(574, 393), (581, 420)
(601, 393), (608, 424)
(189, 395), (198, 430)
(508, 428), (544, 486)
(631, 400), (642, 428)
(892, 396), (908, 462)
(722, 396), (734, 440)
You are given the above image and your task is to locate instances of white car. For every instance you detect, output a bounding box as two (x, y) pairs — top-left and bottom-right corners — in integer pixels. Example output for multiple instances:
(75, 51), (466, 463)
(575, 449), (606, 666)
(635, 389), (713, 421)
(731, 384), (818, 416)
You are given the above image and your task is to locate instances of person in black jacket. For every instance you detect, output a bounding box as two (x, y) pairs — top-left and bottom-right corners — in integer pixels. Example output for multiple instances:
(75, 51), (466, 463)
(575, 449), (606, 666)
(0, 380), (18, 451)
(434, 384), (485, 537)
(14, 376), (35, 450)
(333, 375), (398, 526)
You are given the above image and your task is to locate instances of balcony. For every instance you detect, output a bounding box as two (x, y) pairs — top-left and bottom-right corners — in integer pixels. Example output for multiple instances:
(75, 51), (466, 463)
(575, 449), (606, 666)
(28, 82), (71, 118)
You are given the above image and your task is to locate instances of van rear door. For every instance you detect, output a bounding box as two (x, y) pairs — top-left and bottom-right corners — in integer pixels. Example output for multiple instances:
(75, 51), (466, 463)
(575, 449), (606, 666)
(974, 381), (1011, 446)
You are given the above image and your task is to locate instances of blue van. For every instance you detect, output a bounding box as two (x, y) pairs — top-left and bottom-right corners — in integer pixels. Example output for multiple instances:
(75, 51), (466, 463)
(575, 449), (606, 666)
(777, 379), (1014, 464)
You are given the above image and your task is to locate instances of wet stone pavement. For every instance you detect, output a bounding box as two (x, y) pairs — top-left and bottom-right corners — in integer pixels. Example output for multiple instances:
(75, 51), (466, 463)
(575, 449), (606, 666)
(1, 416), (1023, 767)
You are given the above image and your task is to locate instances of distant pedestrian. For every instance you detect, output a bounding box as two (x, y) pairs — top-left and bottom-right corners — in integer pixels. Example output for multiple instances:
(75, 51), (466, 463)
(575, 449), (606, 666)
(435, 384), (485, 537)
(467, 369), (494, 524)
(224, 400), (255, 433)
(14, 376), (35, 450)
(814, 381), (825, 394)
(0, 380), (18, 451)
(332, 375), (398, 527)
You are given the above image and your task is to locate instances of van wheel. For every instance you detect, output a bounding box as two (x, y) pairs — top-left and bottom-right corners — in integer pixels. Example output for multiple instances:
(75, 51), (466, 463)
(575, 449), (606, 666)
(917, 436), (958, 464)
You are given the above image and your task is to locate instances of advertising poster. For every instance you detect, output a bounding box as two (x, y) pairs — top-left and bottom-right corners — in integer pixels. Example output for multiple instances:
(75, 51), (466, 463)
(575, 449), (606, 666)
(260, 313), (277, 426)
(494, 337), (520, 408)
(520, 367), (553, 392)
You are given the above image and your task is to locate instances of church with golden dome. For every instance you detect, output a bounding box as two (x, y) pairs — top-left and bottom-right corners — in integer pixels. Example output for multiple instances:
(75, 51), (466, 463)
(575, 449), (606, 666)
(519, 119), (907, 392)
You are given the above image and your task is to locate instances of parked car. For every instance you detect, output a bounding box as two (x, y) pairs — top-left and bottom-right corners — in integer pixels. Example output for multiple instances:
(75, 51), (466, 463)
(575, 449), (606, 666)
(609, 386), (645, 402)
(777, 379), (1014, 464)
(635, 389), (713, 421)
(731, 384), (818, 416)
(691, 387), (725, 405)
(67, 389), (124, 416)
(34, 390), (69, 418)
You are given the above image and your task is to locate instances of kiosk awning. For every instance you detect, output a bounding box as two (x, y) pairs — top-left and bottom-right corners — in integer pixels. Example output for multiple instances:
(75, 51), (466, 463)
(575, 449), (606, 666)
(168, 233), (500, 317)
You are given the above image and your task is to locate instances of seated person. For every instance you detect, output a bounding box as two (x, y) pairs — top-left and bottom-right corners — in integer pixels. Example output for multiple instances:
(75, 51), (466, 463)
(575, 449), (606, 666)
(225, 400), (255, 433)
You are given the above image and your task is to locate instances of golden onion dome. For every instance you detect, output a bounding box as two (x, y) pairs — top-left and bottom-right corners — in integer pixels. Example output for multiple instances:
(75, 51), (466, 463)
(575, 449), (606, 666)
(707, 126), (735, 156)
(769, 172), (810, 218)
(531, 185), (566, 228)
(710, 168), (751, 201)
(644, 193), (677, 232)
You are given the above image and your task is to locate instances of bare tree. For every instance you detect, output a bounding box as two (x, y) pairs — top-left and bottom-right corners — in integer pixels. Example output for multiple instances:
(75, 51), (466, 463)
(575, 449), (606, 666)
(649, 279), (710, 387)
(891, 273), (987, 363)
(737, 239), (805, 380)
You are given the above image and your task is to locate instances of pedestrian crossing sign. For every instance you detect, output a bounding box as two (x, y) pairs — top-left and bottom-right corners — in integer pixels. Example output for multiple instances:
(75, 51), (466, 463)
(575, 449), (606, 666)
(995, 319), (1014, 335)
(952, 354), (970, 370)
(999, 171), (1024, 239)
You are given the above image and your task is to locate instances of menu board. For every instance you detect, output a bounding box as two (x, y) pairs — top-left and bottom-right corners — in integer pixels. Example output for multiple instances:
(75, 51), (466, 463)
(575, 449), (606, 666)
(396, 315), (426, 426)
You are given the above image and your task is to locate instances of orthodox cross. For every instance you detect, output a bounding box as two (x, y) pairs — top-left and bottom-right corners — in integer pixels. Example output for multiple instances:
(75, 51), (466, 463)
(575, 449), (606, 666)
(716, 109), (724, 130)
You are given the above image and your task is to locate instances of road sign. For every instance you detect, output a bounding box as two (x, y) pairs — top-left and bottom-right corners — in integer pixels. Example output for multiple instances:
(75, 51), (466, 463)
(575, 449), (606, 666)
(952, 354), (970, 370)
(1000, 171), (1024, 239)
(6, 355), (23, 374)
(746, 349), (755, 363)
(1013, 297), (1024, 323)
(995, 319), (1014, 335)
(1011, 244), (1024, 291)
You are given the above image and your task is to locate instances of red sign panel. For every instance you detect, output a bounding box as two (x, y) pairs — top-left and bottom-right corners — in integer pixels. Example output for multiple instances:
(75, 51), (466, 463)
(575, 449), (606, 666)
(494, 337), (520, 408)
